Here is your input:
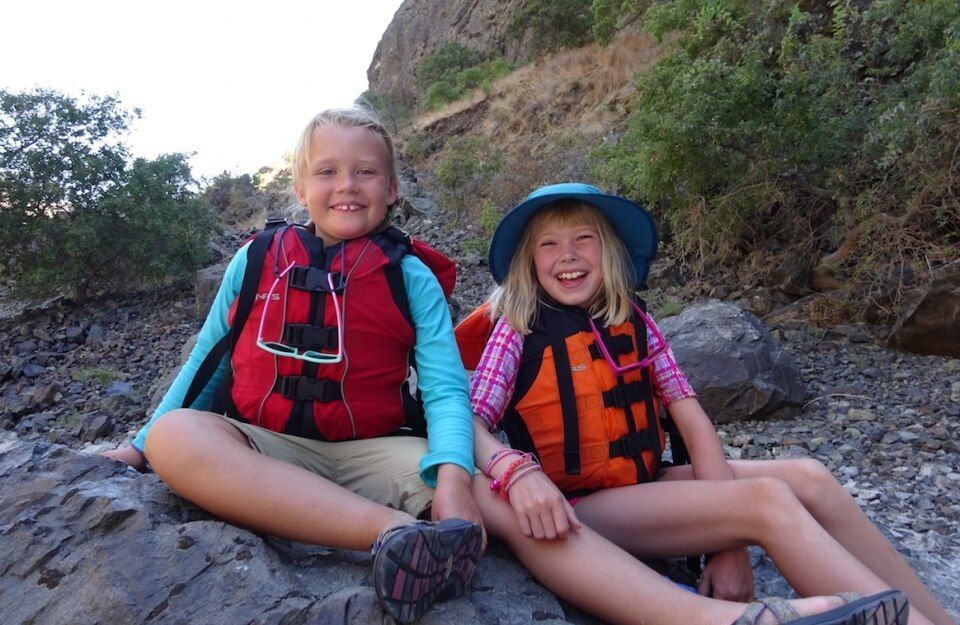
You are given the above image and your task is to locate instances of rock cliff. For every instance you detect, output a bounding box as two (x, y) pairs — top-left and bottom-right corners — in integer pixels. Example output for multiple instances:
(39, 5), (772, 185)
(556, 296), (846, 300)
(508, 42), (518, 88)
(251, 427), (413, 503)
(367, 0), (526, 102)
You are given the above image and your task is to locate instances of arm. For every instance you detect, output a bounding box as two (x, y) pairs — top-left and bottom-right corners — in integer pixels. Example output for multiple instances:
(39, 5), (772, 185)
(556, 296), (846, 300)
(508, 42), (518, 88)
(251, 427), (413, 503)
(469, 319), (580, 539)
(129, 245), (248, 453)
(473, 416), (581, 540)
(400, 257), (480, 527)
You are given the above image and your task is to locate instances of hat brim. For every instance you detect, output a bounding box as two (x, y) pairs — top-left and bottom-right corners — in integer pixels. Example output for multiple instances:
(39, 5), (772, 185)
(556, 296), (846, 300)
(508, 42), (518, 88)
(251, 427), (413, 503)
(488, 191), (658, 286)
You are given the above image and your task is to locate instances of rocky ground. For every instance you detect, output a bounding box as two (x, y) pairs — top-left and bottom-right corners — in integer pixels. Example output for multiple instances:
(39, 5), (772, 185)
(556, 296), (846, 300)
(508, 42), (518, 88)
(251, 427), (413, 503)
(1, 176), (957, 620)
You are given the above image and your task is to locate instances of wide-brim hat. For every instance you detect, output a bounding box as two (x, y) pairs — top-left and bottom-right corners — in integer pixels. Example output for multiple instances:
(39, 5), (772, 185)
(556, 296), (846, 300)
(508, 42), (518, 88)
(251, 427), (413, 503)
(488, 182), (658, 287)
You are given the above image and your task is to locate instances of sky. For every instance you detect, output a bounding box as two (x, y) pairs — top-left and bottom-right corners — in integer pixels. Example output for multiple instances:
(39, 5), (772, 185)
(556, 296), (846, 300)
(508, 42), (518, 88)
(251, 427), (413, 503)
(3, 0), (405, 181)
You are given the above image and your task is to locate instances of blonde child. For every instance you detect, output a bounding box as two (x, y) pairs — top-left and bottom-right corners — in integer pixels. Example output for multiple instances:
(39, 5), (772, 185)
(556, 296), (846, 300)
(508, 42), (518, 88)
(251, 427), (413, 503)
(466, 183), (954, 625)
(103, 106), (483, 624)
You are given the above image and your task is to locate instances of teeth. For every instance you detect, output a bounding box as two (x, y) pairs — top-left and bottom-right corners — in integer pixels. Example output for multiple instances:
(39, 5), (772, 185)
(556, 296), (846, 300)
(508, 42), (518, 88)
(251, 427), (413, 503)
(332, 204), (362, 212)
(557, 271), (586, 280)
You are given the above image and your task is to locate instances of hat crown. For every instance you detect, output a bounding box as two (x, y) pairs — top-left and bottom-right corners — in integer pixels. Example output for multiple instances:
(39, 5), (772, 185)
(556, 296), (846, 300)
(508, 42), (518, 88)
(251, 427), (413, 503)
(525, 182), (601, 202)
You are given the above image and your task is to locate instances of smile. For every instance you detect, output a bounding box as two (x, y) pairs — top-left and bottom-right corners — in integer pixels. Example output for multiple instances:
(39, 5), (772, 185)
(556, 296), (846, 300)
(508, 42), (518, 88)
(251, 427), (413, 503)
(330, 204), (365, 212)
(557, 271), (586, 281)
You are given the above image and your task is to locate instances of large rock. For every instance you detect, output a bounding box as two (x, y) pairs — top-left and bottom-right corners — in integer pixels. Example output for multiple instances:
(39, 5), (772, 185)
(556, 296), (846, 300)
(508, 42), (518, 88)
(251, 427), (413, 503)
(659, 300), (806, 423)
(367, 0), (527, 103)
(888, 259), (960, 358)
(0, 434), (579, 625)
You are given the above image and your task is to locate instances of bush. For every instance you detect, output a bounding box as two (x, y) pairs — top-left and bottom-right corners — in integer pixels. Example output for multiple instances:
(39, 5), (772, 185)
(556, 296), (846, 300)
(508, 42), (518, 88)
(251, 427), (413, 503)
(0, 88), (217, 300)
(593, 0), (960, 319)
(508, 0), (595, 55)
(434, 138), (503, 222)
(415, 43), (514, 110)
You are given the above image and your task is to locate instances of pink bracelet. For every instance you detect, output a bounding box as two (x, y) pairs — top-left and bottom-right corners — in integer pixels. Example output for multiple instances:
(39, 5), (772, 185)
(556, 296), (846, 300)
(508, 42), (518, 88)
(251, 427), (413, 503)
(504, 462), (542, 497)
(482, 448), (523, 477)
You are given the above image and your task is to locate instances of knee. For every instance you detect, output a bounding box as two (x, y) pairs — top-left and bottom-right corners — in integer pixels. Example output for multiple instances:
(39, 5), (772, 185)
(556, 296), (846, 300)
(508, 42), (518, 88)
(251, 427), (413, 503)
(741, 476), (803, 532)
(790, 458), (843, 508)
(144, 409), (203, 467)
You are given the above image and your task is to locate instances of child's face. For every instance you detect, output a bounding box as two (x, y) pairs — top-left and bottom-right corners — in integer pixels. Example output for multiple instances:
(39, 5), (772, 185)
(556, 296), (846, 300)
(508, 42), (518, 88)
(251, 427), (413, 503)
(296, 124), (397, 246)
(532, 219), (604, 308)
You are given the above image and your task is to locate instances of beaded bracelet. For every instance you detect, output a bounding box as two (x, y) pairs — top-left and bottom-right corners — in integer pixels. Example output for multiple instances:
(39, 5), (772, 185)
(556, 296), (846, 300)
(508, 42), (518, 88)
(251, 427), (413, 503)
(489, 454), (532, 499)
(503, 462), (542, 497)
(482, 448), (523, 477)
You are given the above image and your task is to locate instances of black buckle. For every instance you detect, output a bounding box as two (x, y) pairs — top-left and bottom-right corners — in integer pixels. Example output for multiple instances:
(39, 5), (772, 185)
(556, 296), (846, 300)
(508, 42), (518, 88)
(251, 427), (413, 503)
(277, 376), (342, 402)
(602, 382), (644, 408)
(288, 266), (344, 293)
(589, 334), (634, 361)
(282, 324), (338, 350)
(610, 430), (654, 459)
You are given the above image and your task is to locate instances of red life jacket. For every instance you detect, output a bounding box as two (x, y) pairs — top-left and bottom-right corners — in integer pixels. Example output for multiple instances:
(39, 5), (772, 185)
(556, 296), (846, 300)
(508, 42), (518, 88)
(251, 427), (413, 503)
(499, 302), (665, 496)
(184, 222), (456, 441)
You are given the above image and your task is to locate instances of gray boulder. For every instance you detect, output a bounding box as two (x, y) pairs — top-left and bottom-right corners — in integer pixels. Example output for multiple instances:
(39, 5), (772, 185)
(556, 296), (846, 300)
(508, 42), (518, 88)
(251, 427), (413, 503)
(0, 434), (579, 625)
(658, 300), (806, 423)
(888, 259), (960, 358)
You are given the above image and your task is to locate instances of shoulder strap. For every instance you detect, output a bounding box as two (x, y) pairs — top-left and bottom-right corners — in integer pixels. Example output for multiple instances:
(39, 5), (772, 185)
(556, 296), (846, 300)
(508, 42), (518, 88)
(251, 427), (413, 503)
(181, 221), (284, 409)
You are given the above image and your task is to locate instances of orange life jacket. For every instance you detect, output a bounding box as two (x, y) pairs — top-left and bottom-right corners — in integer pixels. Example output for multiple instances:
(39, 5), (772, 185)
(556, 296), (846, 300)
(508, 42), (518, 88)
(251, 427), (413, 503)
(499, 303), (665, 495)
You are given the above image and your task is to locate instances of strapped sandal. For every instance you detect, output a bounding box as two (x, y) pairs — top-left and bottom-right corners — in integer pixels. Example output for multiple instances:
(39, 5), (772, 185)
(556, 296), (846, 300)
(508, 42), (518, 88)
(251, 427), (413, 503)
(371, 518), (483, 623)
(734, 590), (909, 625)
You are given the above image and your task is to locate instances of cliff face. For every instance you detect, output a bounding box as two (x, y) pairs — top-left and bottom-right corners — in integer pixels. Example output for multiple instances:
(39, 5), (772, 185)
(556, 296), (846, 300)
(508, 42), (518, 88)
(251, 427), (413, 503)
(367, 0), (526, 102)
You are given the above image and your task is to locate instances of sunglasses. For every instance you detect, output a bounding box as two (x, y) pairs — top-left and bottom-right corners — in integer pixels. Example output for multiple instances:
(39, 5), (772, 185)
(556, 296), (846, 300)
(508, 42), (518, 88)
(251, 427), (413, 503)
(256, 262), (344, 364)
(587, 302), (666, 375)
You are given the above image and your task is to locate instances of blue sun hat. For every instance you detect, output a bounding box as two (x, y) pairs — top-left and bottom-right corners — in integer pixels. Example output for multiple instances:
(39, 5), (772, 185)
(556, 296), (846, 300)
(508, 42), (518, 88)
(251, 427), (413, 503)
(488, 182), (658, 287)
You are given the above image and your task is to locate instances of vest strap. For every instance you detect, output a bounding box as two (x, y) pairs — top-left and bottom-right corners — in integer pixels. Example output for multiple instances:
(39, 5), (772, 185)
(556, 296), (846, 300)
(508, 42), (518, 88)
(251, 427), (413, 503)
(602, 381), (648, 408)
(609, 429), (659, 460)
(549, 333), (581, 476)
(287, 266), (344, 293)
(276, 376), (343, 402)
(587, 334), (634, 361)
(282, 324), (338, 350)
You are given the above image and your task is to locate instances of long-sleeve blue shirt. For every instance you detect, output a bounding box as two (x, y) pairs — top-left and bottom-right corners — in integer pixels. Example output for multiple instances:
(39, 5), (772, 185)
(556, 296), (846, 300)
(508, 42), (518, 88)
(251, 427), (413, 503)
(132, 241), (474, 486)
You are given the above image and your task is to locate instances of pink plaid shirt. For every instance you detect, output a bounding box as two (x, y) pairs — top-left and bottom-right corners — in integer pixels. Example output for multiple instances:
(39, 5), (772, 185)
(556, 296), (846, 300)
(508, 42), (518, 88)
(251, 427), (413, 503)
(470, 313), (696, 429)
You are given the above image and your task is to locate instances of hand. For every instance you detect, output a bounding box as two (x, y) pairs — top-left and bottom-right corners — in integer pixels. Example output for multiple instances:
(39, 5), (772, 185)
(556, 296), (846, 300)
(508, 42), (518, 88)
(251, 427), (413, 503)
(698, 547), (755, 601)
(101, 445), (147, 470)
(432, 464), (487, 549)
(504, 468), (581, 540)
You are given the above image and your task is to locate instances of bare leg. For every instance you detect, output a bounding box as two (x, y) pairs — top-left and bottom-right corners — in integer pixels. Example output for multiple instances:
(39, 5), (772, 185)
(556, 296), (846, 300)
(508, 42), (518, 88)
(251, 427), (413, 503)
(474, 477), (848, 625)
(145, 410), (412, 550)
(572, 476), (935, 625)
(659, 460), (954, 625)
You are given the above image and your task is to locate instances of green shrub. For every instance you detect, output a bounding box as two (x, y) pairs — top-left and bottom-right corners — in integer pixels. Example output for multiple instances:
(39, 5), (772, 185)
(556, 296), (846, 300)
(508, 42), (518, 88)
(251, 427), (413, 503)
(509, 0), (595, 55)
(0, 88), (217, 300)
(434, 137), (503, 222)
(72, 366), (121, 385)
(416, 43), (514, 110)
(593, 0), (960, 319)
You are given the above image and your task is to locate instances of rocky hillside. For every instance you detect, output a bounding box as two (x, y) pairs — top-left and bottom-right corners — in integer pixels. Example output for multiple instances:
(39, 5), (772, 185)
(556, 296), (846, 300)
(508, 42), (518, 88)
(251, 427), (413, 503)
(368, 0), (527, 102)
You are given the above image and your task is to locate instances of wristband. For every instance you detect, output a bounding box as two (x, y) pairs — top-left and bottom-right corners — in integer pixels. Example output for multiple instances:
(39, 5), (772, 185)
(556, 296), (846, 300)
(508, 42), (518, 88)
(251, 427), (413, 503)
(483, 448), (523, 477)
(503, 462), (541, 497)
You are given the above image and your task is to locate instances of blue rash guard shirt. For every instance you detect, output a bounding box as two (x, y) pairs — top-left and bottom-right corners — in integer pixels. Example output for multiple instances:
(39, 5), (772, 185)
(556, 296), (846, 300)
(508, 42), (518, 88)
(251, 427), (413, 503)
(131, 241), (474, 486)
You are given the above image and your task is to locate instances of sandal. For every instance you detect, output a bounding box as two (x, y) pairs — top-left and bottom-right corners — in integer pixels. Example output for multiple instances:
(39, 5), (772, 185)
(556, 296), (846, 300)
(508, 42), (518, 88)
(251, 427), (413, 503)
(371, 518), (484, 623)
(735, 590), (909, 625)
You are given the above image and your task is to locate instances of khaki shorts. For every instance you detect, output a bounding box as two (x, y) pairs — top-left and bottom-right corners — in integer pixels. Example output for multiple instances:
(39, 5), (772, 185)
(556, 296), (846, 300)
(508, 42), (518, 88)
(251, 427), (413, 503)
(218, 416), (434, 518)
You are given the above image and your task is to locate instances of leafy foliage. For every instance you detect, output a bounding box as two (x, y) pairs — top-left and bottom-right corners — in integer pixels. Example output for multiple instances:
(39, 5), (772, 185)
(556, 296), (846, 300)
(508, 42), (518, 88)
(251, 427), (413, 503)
(0, 88), (216, 299)
(415, 43), (514, 110)
(593, 0), (960, 319)
(508, 0), (595, 55)
(434, 137), (503, 223)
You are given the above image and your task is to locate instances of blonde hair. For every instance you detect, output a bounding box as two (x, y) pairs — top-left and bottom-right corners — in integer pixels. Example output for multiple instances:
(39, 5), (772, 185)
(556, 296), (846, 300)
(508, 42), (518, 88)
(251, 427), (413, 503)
(291, 102), (399, 200)
(488, 200), (636, 334)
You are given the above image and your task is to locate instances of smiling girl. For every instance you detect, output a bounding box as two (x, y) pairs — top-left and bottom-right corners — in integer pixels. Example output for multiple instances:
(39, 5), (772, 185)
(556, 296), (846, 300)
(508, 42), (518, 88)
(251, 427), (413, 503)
(464, 183), (952, 625)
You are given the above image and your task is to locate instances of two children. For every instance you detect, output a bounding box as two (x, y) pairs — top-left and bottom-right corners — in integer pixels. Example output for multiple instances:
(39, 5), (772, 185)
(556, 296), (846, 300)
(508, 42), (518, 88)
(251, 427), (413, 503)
(105, 106), (483, 624)
(464, 183), (953, 625)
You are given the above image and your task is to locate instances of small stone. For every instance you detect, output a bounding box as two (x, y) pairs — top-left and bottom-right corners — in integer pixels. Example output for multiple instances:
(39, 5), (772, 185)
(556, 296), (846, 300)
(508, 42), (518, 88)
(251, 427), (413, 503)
(847, 408), (875, 421)
(22, 363), (45, 378)
(898, 431), (920, 443)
